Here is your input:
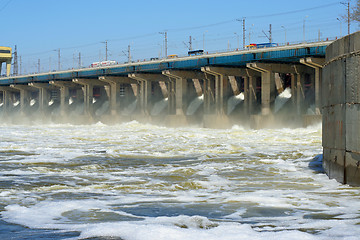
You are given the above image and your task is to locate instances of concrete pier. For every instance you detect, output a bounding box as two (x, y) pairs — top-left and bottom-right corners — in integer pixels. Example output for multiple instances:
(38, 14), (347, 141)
(322, 31), (360, 186)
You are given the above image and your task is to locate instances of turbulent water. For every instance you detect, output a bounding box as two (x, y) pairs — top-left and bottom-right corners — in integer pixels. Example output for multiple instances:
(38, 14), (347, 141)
(0, 122), (359, 240)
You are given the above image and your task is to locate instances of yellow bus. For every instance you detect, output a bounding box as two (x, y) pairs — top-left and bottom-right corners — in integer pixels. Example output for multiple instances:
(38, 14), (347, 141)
(167, 54), (178, 59)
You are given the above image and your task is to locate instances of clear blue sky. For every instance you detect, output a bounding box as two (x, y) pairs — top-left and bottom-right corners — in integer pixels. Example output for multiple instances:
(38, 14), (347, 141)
(0, 0), (356, 74)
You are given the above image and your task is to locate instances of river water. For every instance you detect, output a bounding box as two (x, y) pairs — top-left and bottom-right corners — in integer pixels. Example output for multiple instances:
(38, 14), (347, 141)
(0, 122), (359, 240)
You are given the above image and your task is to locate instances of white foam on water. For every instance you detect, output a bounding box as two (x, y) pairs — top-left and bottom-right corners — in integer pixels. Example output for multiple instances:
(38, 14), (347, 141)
(0, 124), (360, 239)
(2, 201), (319, 240)
(77, 216), (318, 240)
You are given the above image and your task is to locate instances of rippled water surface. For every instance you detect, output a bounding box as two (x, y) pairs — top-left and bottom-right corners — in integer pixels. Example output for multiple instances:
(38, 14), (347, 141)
(0, 122), (359, 240)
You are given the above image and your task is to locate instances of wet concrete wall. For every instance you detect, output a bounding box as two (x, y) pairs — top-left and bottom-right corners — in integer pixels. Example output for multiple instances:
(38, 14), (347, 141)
(323, 31), (360, 185)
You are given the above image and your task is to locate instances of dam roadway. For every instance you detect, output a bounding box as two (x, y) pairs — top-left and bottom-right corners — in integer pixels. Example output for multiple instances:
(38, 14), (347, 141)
(0, 41), (330, 128)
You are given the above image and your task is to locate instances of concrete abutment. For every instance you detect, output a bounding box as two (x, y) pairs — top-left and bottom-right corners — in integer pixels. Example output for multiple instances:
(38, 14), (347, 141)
(322, 31), (360, 186)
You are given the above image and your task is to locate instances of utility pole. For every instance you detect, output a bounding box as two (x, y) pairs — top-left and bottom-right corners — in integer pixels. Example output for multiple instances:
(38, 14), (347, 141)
(19, 56), (22, 75)
(165, 32), (167, 57)
(243, 18), (246, 48)
(128, 44), (131, 63)
(189, 36), (193, 51)
(281, 26), (287, 43)
(38, 59), (40, 73)
(159, 31), (168, 57)
(236, 18), (246, 48)
(105, 40), (108, 61)
(262, 24), (272, 43)
(303, 16), (309, 42)
(13, 45), (18, 75)
(203, 31), (207, 50)
(78, 52), (81, 68)
(341, 1), (351, 35)
(337, 18), (343, 36)
(57, 48), (60, 71)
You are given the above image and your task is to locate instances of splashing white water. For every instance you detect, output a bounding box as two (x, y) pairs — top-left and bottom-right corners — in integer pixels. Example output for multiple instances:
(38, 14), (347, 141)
(13, 100), (20, 107)
(48, 99), (54, 106)
(95, 101), (109, 116)
(30, 99), (36, 106)
(151, 98), (168, 116)
(227, 93), (244, 114)
(186, 95), (204, 115)
(0, 123), (359, 240)
(274, 87), (292, 113)
(123, 100), (137, 116)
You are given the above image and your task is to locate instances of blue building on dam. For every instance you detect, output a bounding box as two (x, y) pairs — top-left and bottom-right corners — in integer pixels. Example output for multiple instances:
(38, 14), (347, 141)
(0, 41), (330, 128)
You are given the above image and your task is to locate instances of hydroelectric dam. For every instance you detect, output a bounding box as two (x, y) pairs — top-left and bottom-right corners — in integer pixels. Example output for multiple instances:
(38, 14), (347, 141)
(0, 41), (329, 129)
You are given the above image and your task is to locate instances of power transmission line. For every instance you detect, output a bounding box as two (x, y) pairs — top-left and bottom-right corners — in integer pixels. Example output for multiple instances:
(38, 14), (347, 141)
(0, 0), (13, 12)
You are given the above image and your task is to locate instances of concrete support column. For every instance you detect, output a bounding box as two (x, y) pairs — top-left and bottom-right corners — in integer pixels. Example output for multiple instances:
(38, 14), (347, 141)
(246, 63), (274, 116)
(203, 76), (215, 114)
(142, 80), (151, 115)
(292, 65), (308, 116)
(192, 79), (203, 97)
(132, 79), (149, 115)
(168, 80), (176, 114)
(84, 83), (94, 116)
(201, 66), (230, 115)
(247, 72), (258, 115)
(315, 67), (321, 114)
(0, 87), (15, 117)
(173, 78), (184, 115)
(162, 70), (207, 126)
(6, 60), (11, 77)
(261, 71), (274, 115)
(99, 76), (134, 117)
(50, 81), (76, 118)
(228, 76), (240, 95)
(73, 78), (106, 119)
(296, 73), (304, 115)
(290, 73), (296, 108)
(28, 83), (52, 115)
(129, 73), (170, 118)
(300, 57), (324, 115)
(10, 84), (32, 115)
(99, 77), (119, 116)
(158, 81), (168, 99)
(130, 83), (140, 112)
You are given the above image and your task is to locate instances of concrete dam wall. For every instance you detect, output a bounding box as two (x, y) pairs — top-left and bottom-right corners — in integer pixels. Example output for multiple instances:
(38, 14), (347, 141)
(323, 31), (360, 186)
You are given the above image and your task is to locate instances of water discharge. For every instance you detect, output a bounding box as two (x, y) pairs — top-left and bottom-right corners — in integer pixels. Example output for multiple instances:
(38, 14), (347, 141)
(151, 98), (168, 116)
(0, 122), (359, 240)
(274, 87), (292, 113)
(186, 95), (204, 115)
(227, 92), (244, 114)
